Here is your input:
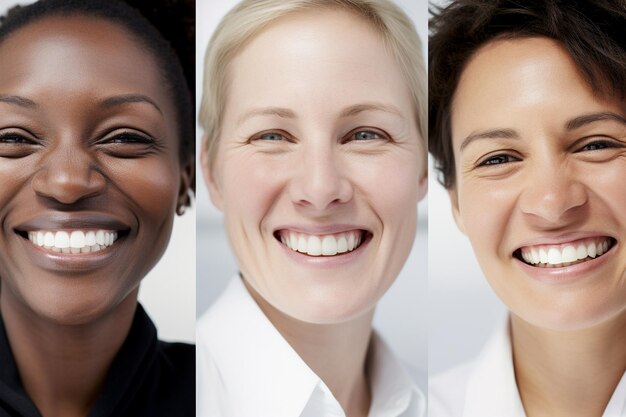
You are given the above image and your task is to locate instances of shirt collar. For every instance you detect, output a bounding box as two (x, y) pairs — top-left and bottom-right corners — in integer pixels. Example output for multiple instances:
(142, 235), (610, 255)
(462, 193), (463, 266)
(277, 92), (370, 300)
(202, 275), (425, 417)
(463, 316), (525, 417)
(463, 317), (626, 417)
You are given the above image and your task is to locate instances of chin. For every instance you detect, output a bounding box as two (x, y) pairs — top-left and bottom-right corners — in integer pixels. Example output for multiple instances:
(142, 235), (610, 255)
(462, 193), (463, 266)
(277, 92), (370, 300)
(19, 284), (132, 326)
(511, 296), (626, 332)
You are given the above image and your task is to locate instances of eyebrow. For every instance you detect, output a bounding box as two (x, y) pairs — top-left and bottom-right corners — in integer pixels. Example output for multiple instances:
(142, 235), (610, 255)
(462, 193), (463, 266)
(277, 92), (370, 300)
(0, 94), (37, 108)
(565, 111), (626, 130)
(460, 128), (519, 152)
(100, 94), (162, 114)
(237, 102), (404, 125)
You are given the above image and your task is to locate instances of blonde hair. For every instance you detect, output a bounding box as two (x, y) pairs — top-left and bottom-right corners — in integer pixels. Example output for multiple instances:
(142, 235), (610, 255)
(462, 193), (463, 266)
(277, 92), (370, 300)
(199, 0), (426, 165)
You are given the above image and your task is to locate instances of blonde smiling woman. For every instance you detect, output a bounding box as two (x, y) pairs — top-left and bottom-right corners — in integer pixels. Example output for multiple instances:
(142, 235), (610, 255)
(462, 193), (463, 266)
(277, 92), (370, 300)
(196, 0), (427, 416)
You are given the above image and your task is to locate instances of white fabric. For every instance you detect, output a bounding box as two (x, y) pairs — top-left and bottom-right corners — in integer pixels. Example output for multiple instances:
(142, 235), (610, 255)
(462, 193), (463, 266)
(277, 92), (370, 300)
(197, 276), (425, 417)
(429, 317), (626, 417)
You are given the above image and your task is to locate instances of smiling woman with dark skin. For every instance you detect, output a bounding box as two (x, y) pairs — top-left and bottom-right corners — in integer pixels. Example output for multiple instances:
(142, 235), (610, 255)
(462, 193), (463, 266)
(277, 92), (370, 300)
(0, 1), (194, 416)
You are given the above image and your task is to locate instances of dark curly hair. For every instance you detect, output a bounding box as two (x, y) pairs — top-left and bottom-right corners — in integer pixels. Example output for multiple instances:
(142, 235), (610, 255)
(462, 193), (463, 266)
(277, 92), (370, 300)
(429, 0), (626, 189)
(0, 0), (195, 199)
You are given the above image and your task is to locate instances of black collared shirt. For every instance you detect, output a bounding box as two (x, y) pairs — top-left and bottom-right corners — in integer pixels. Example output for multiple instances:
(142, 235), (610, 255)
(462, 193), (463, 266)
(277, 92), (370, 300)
(0, 305), (194, 417)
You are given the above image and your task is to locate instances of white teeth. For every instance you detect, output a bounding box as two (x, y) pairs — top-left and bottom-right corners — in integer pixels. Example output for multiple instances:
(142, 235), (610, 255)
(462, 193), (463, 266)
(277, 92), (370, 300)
(520, 238), (613, 267)
(321, 235), (338, 256)
(26, 229), (119, 253)
(281, 230), (365, 256)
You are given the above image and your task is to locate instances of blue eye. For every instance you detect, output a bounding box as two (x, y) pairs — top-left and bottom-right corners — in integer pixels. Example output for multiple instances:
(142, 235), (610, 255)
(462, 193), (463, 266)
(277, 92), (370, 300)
(259, 132), (285, 141)
(353, 130), (382, 141)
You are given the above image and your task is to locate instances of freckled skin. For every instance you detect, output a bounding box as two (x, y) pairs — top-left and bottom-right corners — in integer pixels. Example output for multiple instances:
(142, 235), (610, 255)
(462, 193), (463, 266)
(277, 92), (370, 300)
(449, 37), (626, 331)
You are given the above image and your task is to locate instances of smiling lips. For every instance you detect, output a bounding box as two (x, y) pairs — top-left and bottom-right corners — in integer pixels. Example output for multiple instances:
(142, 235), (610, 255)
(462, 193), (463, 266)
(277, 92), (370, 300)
(517, 237), (615, 268)
(25, 230), (119, 254)
(278, 230), (366, 256)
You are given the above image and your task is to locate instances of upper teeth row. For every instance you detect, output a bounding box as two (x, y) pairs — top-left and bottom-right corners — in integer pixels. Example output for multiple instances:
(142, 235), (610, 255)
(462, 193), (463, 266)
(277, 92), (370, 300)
(521, 239), (610, 266)
(27, 230), (118, 253)
(280, 231), (363, 256)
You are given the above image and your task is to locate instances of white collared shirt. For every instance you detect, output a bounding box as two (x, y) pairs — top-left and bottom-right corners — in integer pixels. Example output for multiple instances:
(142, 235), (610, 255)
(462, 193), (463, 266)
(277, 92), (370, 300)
(197, 276), (425, 417)
(429, 317), (626, 417)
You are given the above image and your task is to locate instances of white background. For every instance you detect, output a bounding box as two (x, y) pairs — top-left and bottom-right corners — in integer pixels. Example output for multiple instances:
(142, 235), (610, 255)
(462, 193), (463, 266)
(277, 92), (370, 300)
(428, 0), (507, 375)
(0, 0), (196, 344)
(195, 0), (430, 374)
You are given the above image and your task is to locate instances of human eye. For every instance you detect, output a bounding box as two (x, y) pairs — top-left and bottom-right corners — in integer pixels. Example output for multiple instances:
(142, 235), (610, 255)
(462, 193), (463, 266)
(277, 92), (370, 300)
(475, 152), (521, 168)
(97, 129), (161, 158)
(249, 130), (292, 143)
(0, 130), (39, 158)
(576, 138), (624, 152)
(343, 128), (390, 144)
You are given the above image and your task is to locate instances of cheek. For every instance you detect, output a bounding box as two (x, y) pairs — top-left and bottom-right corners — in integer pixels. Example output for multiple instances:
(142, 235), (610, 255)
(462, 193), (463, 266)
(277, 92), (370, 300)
(219, 153), (285, 227)
(105, 157), (179, 221)
(351, 154), (420, 222)
(458, 178), (519, 259)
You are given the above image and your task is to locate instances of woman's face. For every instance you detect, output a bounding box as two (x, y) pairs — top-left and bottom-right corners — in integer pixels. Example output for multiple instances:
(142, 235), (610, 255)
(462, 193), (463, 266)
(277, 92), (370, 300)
(204, 10), (426, 324)
(0, 16), (188, 324)
(450, 37), (626, 331)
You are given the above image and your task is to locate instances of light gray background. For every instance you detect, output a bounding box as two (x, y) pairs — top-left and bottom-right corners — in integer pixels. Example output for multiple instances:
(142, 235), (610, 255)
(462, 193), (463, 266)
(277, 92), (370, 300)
(0, 0), (196, 344)
(428, 0), (507, 375)
(196, 0), (429, 373)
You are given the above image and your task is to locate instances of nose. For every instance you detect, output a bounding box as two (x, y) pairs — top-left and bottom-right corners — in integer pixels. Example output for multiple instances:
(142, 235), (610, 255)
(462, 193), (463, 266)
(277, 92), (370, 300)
(289, 144), (353, 211)
(31, 144), (106, 205)
(518, 163), (588, 225)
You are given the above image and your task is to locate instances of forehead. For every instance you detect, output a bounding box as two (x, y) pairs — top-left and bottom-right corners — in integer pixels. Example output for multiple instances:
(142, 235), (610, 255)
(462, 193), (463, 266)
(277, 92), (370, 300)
(450, 37), (622, 136)
(224, 9), (413, 119)
(0, 15), (163, 99)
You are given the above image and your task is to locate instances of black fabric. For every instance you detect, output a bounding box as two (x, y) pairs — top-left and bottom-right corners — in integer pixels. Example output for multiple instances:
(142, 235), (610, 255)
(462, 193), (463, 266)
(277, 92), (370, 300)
(0, 305), (194, 417)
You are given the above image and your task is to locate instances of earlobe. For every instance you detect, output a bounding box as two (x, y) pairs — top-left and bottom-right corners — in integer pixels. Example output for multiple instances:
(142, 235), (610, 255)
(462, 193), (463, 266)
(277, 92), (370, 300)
(201, 135), (224, 211)
(448, 187), (466, 235)
(176, 154), (195, 215)
(417, 171), (428, 202)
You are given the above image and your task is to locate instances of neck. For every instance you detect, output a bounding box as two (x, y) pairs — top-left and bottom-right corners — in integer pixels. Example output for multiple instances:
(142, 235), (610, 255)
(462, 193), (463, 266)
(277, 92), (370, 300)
(512, 312), (626, 417)
(248, 282), (373, 417)
(0, 290), (138, 417)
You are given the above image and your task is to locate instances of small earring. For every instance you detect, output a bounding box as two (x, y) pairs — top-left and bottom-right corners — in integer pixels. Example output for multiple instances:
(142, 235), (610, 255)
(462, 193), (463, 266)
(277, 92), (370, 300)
(176, 205), (186, 216)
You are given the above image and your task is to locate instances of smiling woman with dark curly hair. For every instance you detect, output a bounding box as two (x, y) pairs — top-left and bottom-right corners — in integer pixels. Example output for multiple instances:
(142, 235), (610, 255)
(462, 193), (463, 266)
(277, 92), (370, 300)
(0, 1), (195, 416)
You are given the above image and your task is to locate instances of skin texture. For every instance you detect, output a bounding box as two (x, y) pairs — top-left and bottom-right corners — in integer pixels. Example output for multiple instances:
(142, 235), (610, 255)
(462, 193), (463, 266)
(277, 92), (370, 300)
(0, 16), (191, 417)
(449, 37), (626, 417)
(202, 9), (426, 417)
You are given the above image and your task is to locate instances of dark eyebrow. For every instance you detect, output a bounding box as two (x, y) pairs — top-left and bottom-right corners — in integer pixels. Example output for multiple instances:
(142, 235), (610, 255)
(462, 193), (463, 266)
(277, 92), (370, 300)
(0, 94), (37, 109)
(460, 128), (519, 152)
(565, 112), (626, 130)
(100, 94), (162, 114)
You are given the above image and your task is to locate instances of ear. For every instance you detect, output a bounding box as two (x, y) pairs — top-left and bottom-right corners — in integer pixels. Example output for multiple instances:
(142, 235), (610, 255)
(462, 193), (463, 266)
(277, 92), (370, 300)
(200, 134), (224, 211)
(448, 187), (466, 235)
(417, 169), (428, 202)
(176, 152), (195, 215)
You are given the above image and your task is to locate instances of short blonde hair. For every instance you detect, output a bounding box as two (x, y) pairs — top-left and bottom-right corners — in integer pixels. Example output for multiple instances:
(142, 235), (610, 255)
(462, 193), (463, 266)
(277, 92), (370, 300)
(199, 0), (426, 165)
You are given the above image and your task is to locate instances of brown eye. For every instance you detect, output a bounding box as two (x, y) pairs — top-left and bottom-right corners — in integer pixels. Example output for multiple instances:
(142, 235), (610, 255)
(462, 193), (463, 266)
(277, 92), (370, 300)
(478, 154), (519, 167)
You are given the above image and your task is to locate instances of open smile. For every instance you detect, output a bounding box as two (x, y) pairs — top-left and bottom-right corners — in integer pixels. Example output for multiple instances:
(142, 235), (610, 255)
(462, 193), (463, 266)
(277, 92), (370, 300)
(514, 236), (616, 268)
(19, 229), (127, 254)
(274, 229), (371, 257)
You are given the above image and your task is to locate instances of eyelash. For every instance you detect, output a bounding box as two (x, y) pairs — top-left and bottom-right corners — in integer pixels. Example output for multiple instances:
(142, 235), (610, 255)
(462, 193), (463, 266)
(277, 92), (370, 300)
(102, 131), (156, 145)
(250, 128), (391, 143)
(477, 153), (519, 167)
(0, 132), (37, 145)
(576, 138), (623, 152)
